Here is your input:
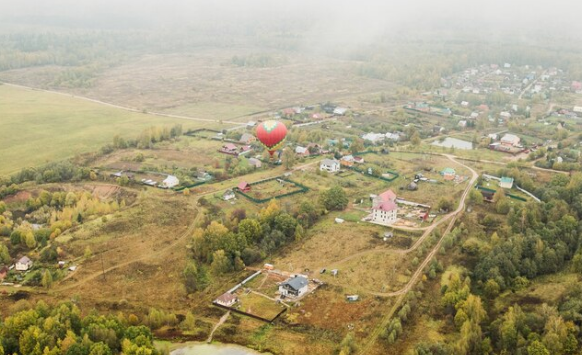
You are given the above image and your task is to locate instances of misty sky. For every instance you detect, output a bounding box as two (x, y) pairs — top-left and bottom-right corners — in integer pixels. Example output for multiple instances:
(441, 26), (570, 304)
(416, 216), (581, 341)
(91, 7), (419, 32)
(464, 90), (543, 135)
(1, 0), (582, 41)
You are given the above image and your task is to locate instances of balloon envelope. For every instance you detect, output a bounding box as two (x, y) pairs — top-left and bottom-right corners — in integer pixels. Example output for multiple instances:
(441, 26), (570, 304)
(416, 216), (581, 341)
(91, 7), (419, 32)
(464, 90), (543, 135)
(256, 120), (287, 156)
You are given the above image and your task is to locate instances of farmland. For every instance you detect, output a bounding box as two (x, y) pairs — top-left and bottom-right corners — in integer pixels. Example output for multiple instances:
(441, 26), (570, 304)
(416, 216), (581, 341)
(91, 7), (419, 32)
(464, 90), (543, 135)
(0, 84), (213, 176)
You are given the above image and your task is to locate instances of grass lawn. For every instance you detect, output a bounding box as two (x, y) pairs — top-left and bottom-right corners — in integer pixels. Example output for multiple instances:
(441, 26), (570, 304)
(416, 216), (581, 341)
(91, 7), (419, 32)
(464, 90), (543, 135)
(235, 291), (286, 321)
(0, 84), (211, 176)
(169, 101), (265, 120)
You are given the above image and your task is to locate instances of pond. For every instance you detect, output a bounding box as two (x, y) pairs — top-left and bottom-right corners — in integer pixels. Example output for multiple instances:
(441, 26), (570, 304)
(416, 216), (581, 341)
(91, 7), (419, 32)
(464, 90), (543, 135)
(431, 137), (474, 150)
(171, 343), (271, 355)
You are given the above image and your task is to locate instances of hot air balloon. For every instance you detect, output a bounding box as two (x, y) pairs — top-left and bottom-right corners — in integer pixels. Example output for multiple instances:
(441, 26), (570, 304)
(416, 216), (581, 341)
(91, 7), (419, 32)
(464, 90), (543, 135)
(256, 120), (288, 157)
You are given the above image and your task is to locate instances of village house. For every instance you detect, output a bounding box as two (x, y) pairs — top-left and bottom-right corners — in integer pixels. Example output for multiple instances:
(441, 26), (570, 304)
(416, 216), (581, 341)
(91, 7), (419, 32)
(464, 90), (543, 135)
(279, 275), (309, 298)
(441, 167), (456, 181)
(248, 158), (262, 168)
(162, 175), (180, 189)
(340, 155), (355, 167)
(320, 159), (340, 173)
(458, 120), (467, 128)
(220, 143), (239, 155)
(500, 111), (512, 119)
(239, 133), (256, 144)
(500, 177), (514, 189)
(197, 171), (212, 182)
(15, 256), (33, 271)
(238, 145), (253, 156)
(501, 133), (521, 147)
(333, 107), (348, 116)
(223, 189), (236, 201)
(371, 189), (398, 226)
(238, 181), (251, 192)
(573, 106), (582, 114)
(385, 132), (400, 142)
(215, 292), (238, 307)
(295, 146), (309, 156)
(353, 156), (365, 164)
(362, 133), (385, 144)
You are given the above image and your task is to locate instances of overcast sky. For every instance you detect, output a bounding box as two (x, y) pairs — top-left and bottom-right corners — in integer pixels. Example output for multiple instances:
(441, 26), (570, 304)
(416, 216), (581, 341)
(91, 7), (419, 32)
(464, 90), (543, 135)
(2, 0), (581, 42)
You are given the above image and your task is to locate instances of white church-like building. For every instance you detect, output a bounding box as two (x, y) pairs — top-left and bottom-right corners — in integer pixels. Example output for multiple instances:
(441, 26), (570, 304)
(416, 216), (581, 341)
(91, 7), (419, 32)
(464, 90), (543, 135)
(371, 189), (398, 226)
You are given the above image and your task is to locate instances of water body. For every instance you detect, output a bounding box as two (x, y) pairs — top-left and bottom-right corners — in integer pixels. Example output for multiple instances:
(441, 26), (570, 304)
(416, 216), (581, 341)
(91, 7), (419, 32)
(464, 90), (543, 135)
(431, 137), (474, 150)
(171, 343), (270, 355)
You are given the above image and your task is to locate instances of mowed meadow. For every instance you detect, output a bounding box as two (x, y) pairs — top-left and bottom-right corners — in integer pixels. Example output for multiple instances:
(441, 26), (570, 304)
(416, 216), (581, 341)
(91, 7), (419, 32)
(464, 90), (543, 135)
(0, 84), (209, 176)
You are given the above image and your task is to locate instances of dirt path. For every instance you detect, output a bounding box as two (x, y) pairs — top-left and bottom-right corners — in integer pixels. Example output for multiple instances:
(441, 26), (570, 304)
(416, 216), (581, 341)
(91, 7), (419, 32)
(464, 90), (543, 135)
(356, 154), (478, 355)
(207, 311), (230, 343)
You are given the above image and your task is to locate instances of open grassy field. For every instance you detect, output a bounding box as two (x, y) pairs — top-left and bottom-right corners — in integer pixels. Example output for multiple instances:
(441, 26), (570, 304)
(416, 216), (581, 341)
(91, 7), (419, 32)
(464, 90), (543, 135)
(0, 84), (211, 176)
(0, 50), (394, 121)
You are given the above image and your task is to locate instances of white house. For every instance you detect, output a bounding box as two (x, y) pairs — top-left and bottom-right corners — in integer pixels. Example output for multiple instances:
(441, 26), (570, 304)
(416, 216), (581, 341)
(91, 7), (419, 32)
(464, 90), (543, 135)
(162, 175), (180, 188)
(295, 146), (309, 156)
(385, 132), (400, 142)
(215, 292), (238, 307)
(362, 133), (385, 144)
(371, 190), (398, 226)
(488, 133), (498, 141)
(573, 106), (582, 114)
(461, 101), (469, 107)
(500, 111), (512, 119)
(279, 275), (309, 298)
(500, 177), (514, 189)
(333, 107), (348, 116)
(223, 190), (236, 201)
(15, 256), (33, 271)
(458, 120), (467, 128)
(320, 159), (340, 173)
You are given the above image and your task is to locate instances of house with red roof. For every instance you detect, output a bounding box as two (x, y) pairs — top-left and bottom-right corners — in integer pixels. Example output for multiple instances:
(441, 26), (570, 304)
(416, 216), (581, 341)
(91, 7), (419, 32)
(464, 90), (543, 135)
(238, 181), (251, 193)
(371, 189), (398, 226)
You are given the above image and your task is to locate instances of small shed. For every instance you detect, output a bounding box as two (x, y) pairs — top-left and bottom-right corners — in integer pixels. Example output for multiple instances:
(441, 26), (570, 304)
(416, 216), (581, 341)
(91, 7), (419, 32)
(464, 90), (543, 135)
(237, 181), (251, 193)
(223, 190), (236, 201)
(331, 269), (338, 276)
(346, 295), (359, 302)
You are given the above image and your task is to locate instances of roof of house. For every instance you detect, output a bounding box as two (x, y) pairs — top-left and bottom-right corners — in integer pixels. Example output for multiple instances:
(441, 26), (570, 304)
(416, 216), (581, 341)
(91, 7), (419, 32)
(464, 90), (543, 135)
(501, 134), (520, 143)
(378, 189), (396, 202)
(375, 200), (397, 212)
(216, 292), (237, 304)
(240, 133), (255, 142)
(321, 159), (339, 166)
(296, 146), (308, 154)
(17, 256), (31, 264)
(282, 275), (309, 291)
(223, 143), (238, 150)
(238, 181), (250, 189)
(441, 168), (456, 175)
(500, 177), (514, 184)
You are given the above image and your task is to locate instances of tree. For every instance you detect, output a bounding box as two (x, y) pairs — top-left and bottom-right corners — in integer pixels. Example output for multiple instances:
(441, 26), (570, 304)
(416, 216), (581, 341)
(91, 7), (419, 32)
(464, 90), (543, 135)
(210, 250), (232, 275)
(468, 189), (483, 205)
(180, 312), (196, 332)
(237, 219), (263, 243)
(437, 198), (454, 212)
(484, 279), (500, 299)
(320, 186), (349, 211)
(0, 243), (10, 264)
(350, 138), (365, 155)
(282, 148), (296, 170)
(527, 340), (550, 355)
(41, 270), (53, 289)
(411, 131), (421, 146)
(84, 246), (92, 259)
(183, 262), (199, 293)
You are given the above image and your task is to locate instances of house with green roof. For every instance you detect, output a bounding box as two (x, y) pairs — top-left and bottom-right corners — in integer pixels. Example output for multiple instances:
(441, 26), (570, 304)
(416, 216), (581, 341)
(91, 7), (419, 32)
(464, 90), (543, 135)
(440, 167), (456, 181)
(500, 177), (514, 189)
